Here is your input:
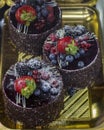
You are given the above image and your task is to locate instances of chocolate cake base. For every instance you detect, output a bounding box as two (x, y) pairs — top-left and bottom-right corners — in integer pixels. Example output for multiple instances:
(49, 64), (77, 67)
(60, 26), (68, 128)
(8, 7), (62, 56)
(2, 75), (64, 128)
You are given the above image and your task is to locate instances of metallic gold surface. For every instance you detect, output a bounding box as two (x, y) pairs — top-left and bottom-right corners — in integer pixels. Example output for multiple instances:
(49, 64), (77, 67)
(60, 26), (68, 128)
(0, 6), (104, 130)
(0, 0), (5, 8)
(56, 0), (97, 7)
(6, 0), (14, 6)
(0, 0), (14, 8)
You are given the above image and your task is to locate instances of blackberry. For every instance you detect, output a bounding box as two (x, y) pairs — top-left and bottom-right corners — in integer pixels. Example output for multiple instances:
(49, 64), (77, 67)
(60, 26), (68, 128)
(16, 62), (30, 76)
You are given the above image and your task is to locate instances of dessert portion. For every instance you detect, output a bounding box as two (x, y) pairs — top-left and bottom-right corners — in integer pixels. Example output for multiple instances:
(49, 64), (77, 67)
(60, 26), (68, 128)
(2, 58), (64, 128)
(43, 25), (103, 88)
(8, 0), (61, 55)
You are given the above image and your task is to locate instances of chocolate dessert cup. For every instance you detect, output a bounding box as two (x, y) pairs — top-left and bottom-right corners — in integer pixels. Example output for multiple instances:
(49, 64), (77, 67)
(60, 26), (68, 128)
(2, 58), (64, 128)
(43, 25), (103, 88)
(8, 0), (62, 55)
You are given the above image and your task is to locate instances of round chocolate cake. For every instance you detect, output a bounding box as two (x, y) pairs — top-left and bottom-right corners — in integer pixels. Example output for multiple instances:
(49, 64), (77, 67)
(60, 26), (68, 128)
(2, 58), (64, 128)
(8, 0), (62, 55)
(43, 25), (103, 88)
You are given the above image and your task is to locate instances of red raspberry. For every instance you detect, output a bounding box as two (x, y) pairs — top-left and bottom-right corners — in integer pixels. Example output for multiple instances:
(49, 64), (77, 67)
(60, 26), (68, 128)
(47, 13), (55, 23)
(41, 72), (50, 80)
(47, 6), (54, 14)
(49, 33), (57, 42)
(44, 43), (52, 52)
(33, 70), (41, 82)
(50, 46), (58, 55)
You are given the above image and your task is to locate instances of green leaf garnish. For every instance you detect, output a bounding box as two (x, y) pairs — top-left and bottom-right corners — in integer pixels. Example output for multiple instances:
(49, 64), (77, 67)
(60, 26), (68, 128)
(21, 11), (36, 26)
(65, 40), (79, 55)
(21, 79), (36, 99)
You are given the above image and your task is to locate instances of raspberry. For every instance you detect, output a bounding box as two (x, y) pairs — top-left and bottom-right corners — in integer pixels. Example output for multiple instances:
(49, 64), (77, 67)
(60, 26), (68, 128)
(49, 33), (57, 42)
(16, 62), (30, 76)
(33, 70), (41, 82)
(50, 46), (58, 55)
(47, 13), (55, 23)
(41, 72), (50, 80)
(44, 43), (52, 51)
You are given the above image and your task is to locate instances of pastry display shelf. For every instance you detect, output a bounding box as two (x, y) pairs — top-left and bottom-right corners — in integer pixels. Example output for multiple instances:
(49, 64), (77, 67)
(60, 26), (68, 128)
(0, 5), (104, 130)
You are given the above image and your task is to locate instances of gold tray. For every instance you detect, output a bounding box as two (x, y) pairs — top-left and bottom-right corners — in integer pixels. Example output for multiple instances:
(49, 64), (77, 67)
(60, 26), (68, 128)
(56, 0), (98, 7)
(0, 6), (104, 130)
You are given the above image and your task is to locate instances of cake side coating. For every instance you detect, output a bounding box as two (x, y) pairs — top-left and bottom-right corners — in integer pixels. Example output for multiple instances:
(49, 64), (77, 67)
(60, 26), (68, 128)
(43, 25), (103, 88)
(8, 1), (62, 55)
(2, 82), (64, 128)
(2, 58), (64, 128)
(59, 46), (103, 88)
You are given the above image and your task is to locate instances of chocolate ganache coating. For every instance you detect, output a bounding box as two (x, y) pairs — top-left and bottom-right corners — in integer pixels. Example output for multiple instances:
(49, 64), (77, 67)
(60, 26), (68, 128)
(2, 58), (64, 128)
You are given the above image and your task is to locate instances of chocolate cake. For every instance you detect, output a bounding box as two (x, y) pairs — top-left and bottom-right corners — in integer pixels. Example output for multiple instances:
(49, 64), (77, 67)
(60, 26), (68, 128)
(43, 25), (103, 88)
(8, 0), (62, 55)
(2, 58), (64, 128)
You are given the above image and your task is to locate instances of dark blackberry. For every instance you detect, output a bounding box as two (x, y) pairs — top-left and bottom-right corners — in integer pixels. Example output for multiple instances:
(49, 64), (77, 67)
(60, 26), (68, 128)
(16, 62), (30, 76)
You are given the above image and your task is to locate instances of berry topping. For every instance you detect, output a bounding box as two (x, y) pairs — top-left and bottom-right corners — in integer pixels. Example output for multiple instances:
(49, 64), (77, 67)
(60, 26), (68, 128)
(51, 59), (57, 65)
(15, 5), (36, 26)
(46, 6), (55, 23)
(34, 89), (41, 96)
(36, 5), (41, 12)
(50, 88), (58, 96)
(68, 87), (77, 97)
(50, 46), (57, 55)
(44, 43), (52, 51)
(74, 52), (80, 59)
(36, 0), (44, 5)
(65, 55), (74, 63)
(27, 59), (42, 69)
(47, 13), (55, 23)
(47, 5), (54, 15)
(44, 25), (97, 70)
(34, 19), (45, 30)
(49, 53), (56, 60)
(41, 71), (50, 80)
(5, 58), (63, 108)
(41, 8), (49, 18)
(78, 42), (92, 50)
(33, 70), (41, 82)
(16, 62), (30, 76)
(59, 53), (65, 60)
(41, 81), (51, 93)
(14, 76), (36, 99)
(79, 48), (85, 55)
(49, 33), (57, 42)
(57, 36), (79, 55)
(77, 61), (85, 68)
